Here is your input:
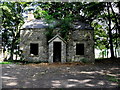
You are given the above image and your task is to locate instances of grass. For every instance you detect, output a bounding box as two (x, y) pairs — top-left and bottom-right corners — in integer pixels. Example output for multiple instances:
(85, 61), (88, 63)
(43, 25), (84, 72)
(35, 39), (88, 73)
(106, 75), (119, 83)
(0, 61), (12, 64)
(0, 60), (48, 65)
(106, 75), (120, 88)
(0, 60), (23, 64)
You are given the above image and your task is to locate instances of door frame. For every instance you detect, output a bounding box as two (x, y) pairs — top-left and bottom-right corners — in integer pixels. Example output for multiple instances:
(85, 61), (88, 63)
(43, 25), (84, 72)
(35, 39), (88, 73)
(53, 42), (61, 62)
(48, 35), (66, 63)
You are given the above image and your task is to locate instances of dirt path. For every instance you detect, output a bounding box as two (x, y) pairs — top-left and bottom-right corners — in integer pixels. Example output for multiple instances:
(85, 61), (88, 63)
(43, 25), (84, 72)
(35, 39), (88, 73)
(1, 61), (120, 88)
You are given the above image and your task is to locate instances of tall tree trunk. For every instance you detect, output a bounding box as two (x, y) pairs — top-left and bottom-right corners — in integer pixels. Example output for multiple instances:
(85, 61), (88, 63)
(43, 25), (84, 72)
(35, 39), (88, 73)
(117, 2), (120, 34)
(8, 26), (19, 60)
(107, 2), (115, 58)
(8, 38), (16, 60)
(110, 3), (119, 33)
(110, 3), (119, 57)
(107, 49), (109, 58)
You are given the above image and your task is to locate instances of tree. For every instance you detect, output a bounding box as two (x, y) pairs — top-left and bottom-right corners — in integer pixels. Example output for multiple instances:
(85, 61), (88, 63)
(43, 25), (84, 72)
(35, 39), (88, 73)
(34, 2), (119, 58)
(1, 2), (119, 60)
(106, 2), (115, 58)
(87, 2), (119, 58)
(1, 2), (28, 60)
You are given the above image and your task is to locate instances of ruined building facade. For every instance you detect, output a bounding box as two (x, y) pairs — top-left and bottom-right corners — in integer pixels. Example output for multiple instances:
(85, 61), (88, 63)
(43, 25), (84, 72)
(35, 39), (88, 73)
(20, 13), (94, 63)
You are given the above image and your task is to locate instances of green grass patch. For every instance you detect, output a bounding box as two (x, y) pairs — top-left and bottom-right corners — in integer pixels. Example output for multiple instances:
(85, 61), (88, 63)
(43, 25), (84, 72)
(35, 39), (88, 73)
(106, 75), (119, 82)
(0, 60), (48, 65)
(0, 61), (12, 64)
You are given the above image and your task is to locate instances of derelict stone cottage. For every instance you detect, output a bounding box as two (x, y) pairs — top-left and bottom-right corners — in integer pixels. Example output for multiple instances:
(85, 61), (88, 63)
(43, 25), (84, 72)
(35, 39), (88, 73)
(20, 12), (95, 63)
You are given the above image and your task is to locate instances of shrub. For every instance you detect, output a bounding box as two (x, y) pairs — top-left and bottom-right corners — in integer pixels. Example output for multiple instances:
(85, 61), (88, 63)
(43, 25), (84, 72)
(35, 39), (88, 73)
(80, 58), (89, 64)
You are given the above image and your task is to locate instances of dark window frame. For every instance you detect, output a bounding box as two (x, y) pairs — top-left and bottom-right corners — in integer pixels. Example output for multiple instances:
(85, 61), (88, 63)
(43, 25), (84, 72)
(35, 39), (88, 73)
(30, 43), (39, 56)
(76, 43), (84, 55)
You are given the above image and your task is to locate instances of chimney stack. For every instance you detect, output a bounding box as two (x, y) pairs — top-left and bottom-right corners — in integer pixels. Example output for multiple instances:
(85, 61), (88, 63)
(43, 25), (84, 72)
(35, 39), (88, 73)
(27, 10), (35, 21)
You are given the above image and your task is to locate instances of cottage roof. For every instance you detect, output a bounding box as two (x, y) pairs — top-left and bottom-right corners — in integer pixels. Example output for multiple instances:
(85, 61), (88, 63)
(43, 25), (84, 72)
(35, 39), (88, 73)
(48, 34), (67, 44)
(72, 21), (93, 30)
(21, 19), (48, 29)
(21, 19), (93, 30)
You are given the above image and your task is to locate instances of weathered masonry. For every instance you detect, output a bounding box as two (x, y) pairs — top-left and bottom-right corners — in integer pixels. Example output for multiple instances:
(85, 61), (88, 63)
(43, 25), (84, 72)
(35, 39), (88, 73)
(48, 34), (66, 63)
(20, 13), (94, 63)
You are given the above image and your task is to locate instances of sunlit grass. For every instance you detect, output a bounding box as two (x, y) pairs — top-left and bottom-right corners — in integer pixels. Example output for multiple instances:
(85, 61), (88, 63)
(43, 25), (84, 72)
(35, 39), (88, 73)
(0, 61), (12, 64)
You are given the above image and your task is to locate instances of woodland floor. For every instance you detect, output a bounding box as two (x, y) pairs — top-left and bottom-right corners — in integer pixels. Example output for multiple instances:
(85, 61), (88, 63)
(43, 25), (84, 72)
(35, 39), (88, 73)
(1, 58), (120, 88)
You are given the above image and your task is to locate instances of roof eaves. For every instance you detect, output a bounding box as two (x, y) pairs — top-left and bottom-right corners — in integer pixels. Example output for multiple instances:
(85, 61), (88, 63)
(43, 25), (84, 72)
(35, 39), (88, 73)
(48, 34), (66, 43)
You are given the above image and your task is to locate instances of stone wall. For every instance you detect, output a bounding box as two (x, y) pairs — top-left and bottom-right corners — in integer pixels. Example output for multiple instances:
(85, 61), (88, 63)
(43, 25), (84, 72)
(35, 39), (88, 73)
(20, 28), (94, 63)
(20, 29), (48, 62)
(67, 29), (94, 63)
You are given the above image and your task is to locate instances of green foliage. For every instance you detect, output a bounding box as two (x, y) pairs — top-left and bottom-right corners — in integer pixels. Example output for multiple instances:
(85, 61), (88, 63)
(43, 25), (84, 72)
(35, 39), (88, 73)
(0, 61), (12, 64)
(80, 58), (89, 64)
(34, 6), (53, 20)
(1, 2), (120, 60)
(58, 17), (73, 41)
(35, 2), (76, 41)
(45, 26), (55, 42)
(45, 17), (73, 41)
(92, 21), (109, 51)
(82, 2), (105, 23)
(1, 2), (28, 60)
(107, 75), (119, 83)
(35, 2), (119, 58)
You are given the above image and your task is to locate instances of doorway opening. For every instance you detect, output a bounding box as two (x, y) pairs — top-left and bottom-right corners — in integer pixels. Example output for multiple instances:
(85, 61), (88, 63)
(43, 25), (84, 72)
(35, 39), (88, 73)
(53, 42), (61, 62)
